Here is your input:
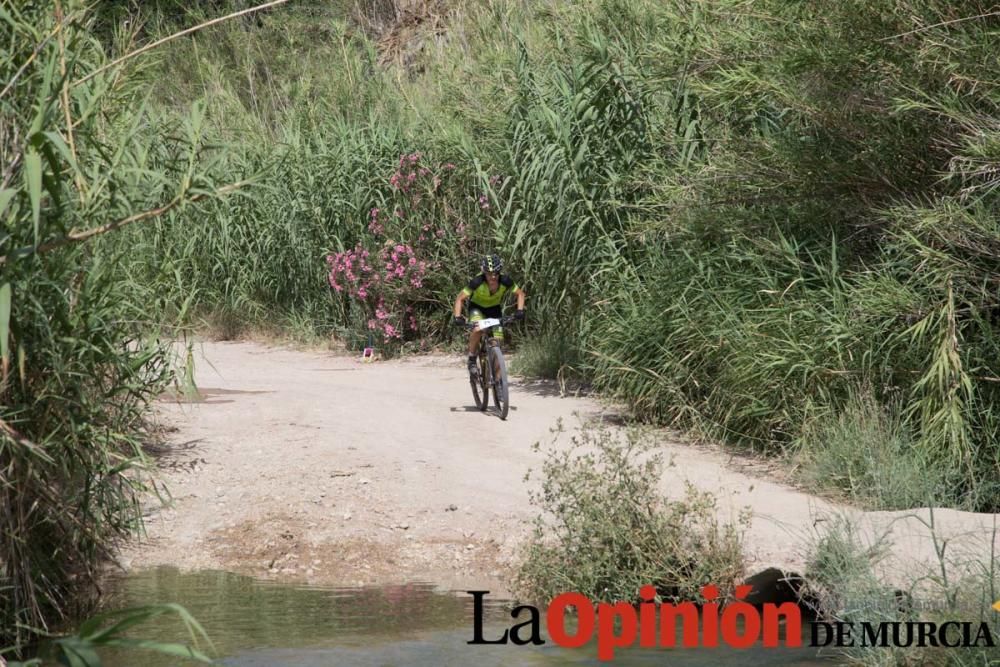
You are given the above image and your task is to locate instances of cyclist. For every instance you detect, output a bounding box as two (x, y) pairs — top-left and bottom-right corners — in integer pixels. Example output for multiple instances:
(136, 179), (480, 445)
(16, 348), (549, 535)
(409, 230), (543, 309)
(452, 252), (525, 377)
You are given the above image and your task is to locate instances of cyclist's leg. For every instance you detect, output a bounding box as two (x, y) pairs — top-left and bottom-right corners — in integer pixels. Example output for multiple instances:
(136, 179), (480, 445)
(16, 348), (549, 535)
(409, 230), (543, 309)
(467, 308), (485, 374)
(468, 308), (490, 342)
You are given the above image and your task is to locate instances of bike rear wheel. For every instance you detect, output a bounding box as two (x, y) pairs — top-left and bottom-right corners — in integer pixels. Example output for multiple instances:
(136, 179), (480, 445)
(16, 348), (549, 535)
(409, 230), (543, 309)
(489, 346), (509, 420)
(470, 352), (489, 411)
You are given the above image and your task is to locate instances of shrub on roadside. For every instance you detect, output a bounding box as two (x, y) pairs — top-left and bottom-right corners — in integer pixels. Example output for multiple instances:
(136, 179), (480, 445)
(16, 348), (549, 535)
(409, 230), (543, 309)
(517, 423), (747, 604)
(510, 332), (584, 385)
(794, 388), (950, 510)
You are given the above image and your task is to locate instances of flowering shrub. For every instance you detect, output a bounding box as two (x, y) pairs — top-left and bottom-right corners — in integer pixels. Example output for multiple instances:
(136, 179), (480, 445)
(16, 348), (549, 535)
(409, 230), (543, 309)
(326, 242), (427, 341)
(368, 207), (384, 236)
(326, 152), (497, 350)
(326, 244), (374, 299)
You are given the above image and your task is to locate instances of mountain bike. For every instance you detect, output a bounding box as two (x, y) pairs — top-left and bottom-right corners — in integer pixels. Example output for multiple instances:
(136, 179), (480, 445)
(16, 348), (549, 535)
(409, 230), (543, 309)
(466, 315), (514, 420)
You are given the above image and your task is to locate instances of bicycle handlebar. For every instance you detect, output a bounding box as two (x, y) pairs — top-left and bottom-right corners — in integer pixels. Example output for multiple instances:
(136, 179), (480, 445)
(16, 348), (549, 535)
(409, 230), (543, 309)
(464, 315), (517, 331)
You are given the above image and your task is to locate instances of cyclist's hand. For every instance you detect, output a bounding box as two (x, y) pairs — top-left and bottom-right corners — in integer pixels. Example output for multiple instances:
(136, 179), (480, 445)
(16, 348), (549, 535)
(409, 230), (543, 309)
(453, 315), (467, 327)
(514, 309), (526, 321)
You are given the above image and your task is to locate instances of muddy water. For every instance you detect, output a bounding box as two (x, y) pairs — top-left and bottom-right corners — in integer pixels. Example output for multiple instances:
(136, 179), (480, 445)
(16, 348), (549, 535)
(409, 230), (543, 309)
(97, 568), (833, 666)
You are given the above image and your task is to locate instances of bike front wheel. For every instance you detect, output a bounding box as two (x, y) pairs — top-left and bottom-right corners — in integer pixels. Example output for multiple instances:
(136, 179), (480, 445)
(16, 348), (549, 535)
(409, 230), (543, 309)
(489, 346), (509, 420)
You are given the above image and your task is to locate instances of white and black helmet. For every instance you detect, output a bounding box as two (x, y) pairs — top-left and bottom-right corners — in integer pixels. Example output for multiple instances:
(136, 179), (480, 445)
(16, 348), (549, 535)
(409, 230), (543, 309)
(481, 253), (503, 274)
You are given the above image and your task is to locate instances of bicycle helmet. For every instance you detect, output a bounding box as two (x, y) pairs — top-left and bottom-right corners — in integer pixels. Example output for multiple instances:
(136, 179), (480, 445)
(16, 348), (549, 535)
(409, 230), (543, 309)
(481, 253), (503, 275)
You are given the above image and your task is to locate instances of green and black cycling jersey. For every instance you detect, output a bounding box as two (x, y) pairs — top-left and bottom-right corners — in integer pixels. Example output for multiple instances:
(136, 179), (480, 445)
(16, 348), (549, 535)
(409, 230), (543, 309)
(462, 274), (520, 310)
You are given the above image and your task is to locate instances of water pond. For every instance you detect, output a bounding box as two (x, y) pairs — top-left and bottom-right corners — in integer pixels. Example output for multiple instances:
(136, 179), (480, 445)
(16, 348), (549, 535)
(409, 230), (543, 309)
(93, 568), (835, 666)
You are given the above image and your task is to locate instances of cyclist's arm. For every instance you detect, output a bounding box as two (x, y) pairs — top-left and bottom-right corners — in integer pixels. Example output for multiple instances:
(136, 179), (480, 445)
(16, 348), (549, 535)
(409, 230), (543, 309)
(455, 278), (481, 317)
(502, 275), (526, 311)
(514, 286), (526, 310)
(453, 291), (469, 318)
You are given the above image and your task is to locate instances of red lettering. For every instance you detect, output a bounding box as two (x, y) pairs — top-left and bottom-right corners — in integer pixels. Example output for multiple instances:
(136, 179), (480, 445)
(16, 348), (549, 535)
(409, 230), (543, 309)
(542, 583), (797, 657)
(597, 602), (638, 661)
(547, 593), (594, 648)
(701, 584), (720, 647)
(720, 586), (760, 649)
(639, 585), (657, 647)
(660, 602), (699, 647)
(762, 602), (802, 647)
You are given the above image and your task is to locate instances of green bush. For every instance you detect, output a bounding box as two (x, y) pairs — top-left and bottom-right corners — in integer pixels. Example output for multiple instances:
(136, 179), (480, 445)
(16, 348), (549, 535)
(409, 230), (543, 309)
(794, 389), (950, 509)
(510, 332), (584, 385)
(517, 423), (747, 604)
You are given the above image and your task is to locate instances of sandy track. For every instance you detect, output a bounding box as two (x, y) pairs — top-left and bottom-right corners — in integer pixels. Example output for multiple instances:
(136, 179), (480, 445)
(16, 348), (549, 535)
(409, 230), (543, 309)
(121, 341), (1000, 597)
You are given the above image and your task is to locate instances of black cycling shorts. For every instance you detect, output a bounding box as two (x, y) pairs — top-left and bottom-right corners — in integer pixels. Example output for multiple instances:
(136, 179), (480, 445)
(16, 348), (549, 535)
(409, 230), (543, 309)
(469, 305), (502, 320)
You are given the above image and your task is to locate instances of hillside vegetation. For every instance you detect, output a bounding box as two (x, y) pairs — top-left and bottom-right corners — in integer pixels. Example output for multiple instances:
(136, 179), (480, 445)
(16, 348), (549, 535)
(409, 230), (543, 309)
(4, 0), (1000, 651)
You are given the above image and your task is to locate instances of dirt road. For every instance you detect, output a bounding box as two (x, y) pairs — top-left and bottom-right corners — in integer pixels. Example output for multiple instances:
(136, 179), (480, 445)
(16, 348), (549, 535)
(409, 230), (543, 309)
(122, 341), (1000, 596)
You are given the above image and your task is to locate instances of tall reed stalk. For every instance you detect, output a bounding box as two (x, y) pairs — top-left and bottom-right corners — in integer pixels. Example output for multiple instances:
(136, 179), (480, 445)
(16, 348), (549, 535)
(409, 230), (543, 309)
(1, 1), (242, 651)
